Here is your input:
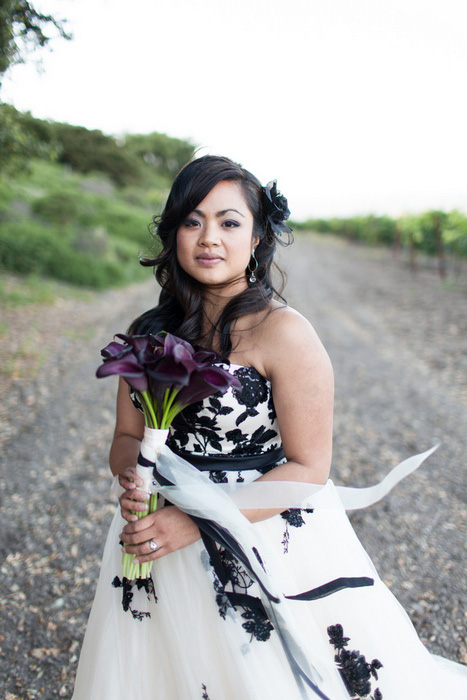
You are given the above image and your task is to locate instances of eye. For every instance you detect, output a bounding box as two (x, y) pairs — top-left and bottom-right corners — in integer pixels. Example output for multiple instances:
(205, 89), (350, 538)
(223, 220), (240, 228)
(183, 218), (201, 228)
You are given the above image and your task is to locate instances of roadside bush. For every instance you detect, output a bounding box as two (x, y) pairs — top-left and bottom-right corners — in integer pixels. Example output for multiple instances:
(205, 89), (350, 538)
(72, 226), (110, 256)
(444, 210), (467, 257)
(90, 200), (152, 243)
(52, 123), (142, 187)
(0, 220), (126, 288)
(32, 190), (80, 226)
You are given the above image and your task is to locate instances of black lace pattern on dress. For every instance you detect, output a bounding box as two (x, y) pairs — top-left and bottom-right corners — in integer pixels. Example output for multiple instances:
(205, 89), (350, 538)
(210, 546), (274, 643)
(201, 683), (211, 699)
(169, 397), (228, 454)
(280, 508), (315, 553)
(167, 367), (279, 457)
(241, 608), (274, 643)
(328, 624), (383, 699)
(112, 576), (157, 621)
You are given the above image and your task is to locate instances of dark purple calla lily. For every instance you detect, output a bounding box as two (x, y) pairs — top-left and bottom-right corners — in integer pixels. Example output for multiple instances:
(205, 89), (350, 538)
(147, 355), (192, 387)
(176, 366), (242, 407)
(163, 333), (194, 357)
(96, 331), (243, 428)
(96, 351), (149, 392)
(100, 340), (128, 359)
(114, 333), (164, 365)
(192, 348), (229, 366)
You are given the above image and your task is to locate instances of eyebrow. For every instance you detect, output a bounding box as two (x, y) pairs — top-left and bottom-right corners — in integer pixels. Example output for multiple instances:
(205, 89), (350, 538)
(192, 208), (245, 218)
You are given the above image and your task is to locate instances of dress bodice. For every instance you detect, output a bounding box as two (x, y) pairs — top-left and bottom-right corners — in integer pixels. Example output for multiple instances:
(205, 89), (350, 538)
(168, 365), (282, 459)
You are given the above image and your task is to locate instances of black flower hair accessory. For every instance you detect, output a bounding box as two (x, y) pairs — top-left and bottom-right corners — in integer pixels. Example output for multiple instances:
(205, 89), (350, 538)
(262, 181), (292, 236)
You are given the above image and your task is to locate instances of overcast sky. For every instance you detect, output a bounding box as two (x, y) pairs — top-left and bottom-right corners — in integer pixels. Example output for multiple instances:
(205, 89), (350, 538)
(4, 0), (467, 219)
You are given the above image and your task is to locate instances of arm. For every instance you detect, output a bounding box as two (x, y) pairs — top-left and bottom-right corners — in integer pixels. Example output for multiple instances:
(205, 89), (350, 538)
(109, 377), (152, 520)
(109, 376), (145, 477)
(242, 307), (334, 523)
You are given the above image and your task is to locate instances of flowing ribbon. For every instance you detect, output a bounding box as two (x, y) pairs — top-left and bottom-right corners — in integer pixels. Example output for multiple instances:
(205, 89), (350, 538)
(139, 447), (330, 699)
(130, 435), (439, 700)
(335, 444), (439, 510)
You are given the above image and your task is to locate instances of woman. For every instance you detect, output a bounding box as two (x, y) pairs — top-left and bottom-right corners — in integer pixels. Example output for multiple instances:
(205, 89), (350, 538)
(72, 156), (466, 699)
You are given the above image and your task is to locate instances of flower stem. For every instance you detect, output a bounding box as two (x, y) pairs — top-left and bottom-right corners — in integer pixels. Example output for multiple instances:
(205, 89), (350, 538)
(160, 386), (180, 428)
(122, 493), (158, 581)
(164, 401), (185, 428)
(139, 391), (159, 428)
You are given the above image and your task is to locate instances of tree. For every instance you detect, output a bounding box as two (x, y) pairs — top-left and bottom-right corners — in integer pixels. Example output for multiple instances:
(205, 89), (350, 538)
(420, 210), (447, 279)
(125, 132), (195, 179)
(0, 2), (70, 175)
(52, 123), (142, 187)
(0, 102), (52, 176)
(0, 0), (70, 83)
(398, 215), (423, 272)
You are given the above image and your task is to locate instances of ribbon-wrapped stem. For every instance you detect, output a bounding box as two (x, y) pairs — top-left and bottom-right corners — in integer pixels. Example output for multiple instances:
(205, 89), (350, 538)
(122, 427), (169, 581)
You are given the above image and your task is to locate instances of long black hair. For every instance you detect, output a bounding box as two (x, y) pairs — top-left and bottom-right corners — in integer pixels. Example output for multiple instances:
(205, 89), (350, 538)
(129, 155), (293, 355)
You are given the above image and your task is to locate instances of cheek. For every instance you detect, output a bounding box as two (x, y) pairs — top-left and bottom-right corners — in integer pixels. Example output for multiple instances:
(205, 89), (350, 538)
(175, 232), (190, 265)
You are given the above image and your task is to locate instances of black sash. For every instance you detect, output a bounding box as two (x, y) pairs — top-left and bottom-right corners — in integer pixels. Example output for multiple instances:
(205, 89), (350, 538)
(169, 445), (286, 472)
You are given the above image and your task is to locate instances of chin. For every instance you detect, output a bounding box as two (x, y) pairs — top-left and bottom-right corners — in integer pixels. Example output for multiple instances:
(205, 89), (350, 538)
(194, 273), (248, 290)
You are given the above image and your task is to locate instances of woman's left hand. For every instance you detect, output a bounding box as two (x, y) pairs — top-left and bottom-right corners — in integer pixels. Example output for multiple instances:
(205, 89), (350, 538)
(119, 506), (201, 563)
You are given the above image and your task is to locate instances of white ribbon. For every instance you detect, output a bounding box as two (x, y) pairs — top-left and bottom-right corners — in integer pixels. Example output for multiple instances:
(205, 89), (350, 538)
(141, 441), (439, 514)
(136, 427), (169, 495)
(116, 438), (440, 700)
(335, 443), (439, 511)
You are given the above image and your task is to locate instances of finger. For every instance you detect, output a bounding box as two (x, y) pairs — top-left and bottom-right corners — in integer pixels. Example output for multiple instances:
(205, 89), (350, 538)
(119, 479), (136, 491)
(118, 475), (148, 497)
(120, 520), (157, 544)
(119, 494), (149, 512)
(121, 511), (138, 523)
(132, 548), (166, 564)
(124, 540), (166, 561)
(129, 488), (150, 502)
(119, 469), (144, 489)
(120, 512), (157, 535)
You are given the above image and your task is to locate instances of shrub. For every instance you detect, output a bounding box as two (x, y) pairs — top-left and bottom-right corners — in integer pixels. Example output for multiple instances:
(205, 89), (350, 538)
(0, 220), (126, 288)
(31, 190), (80, 225)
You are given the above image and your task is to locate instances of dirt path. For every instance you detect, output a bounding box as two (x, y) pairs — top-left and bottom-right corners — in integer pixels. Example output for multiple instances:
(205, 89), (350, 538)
(0, 234), (465, 699)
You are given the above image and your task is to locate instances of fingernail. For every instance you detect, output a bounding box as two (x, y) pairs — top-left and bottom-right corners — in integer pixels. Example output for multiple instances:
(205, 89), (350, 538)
(128, 483), (136, 490)
(133, 558), (140, 564)
(130, 515), (138, 522)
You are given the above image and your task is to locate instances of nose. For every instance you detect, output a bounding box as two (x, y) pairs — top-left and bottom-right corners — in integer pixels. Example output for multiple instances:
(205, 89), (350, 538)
(199, 219), (221, 247)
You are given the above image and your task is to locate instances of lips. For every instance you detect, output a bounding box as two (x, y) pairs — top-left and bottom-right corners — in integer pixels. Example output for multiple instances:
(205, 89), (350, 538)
(196, 253), (223, 261)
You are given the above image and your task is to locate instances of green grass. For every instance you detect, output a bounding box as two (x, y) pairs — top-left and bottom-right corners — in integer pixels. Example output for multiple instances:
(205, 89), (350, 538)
(62, 327), (96, 342)
(0, 273), (95, 310)
(2, 339), (49, 379)
(0, 158), (161, 294)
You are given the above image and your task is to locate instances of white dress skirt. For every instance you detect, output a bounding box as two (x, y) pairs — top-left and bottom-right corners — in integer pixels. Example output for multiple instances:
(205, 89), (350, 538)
(72, 365), (467, 700)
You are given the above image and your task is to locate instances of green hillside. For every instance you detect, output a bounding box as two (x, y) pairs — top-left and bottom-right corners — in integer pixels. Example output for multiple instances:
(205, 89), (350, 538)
(0, 104), (195, 292)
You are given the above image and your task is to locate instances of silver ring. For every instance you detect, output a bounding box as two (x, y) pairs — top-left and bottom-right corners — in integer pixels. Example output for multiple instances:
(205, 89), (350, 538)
(149, 539), (158, 551)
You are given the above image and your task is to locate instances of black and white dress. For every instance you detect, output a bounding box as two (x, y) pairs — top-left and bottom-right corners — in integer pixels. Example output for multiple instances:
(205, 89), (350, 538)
(72, 365), (466, 700)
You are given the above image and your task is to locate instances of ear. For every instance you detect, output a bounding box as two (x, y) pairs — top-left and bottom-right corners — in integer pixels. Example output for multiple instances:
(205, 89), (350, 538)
(252, 235), (260, 251)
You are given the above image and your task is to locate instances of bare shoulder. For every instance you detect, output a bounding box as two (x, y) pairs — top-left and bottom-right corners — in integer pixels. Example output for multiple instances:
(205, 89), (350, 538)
(253, 304), (333, 383)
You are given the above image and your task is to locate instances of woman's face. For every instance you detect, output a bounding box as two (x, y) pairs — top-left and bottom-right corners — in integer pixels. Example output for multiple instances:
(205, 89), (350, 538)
(176, 180), (258, 291)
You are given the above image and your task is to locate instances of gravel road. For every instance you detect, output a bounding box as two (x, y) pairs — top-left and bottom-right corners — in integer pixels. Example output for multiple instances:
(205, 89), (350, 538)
(0, 233), (465, 699)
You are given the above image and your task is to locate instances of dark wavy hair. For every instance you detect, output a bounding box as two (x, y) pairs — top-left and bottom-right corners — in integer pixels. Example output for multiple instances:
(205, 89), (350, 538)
(129, 155), (293, 355)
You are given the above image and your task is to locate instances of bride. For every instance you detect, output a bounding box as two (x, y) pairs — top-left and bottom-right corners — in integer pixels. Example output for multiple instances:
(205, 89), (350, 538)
(72, 155), (466, 699)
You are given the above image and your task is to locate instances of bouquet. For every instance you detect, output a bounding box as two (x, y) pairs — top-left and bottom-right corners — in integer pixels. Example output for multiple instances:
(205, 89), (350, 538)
(96, 331), (242, 581)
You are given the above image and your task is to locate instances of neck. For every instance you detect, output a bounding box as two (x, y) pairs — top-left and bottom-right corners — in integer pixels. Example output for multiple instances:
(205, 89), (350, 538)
(203, 278), (247, 317)
(199, 279), (248, 346)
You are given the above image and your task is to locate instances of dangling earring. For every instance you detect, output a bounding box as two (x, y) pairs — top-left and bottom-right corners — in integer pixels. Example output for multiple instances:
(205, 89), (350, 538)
(248, 249), (258, 284)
